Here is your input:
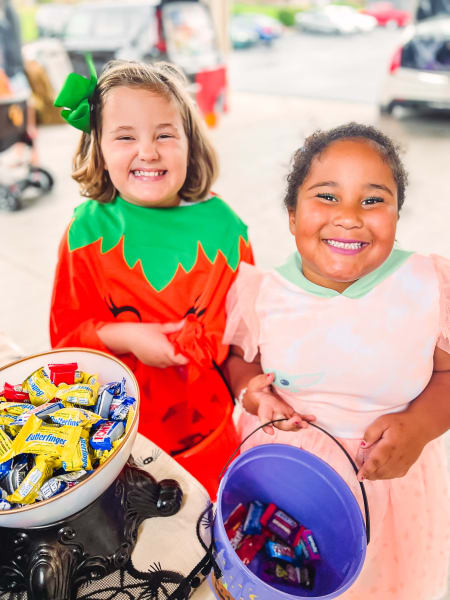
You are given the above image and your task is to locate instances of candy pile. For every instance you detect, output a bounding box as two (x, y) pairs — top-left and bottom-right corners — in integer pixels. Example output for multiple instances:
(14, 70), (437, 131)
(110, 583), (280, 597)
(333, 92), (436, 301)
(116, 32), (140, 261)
(225, 501), (321, 590)
(0, 362), (135, 510)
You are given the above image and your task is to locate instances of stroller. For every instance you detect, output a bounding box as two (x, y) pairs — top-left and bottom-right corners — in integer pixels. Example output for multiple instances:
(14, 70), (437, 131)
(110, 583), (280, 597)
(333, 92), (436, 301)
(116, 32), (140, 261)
(0, 0), (53, 211)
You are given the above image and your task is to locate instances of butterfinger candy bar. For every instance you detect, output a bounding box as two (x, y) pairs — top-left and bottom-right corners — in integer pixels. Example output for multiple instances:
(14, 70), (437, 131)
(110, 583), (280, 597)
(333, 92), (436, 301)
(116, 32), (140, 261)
(48, 407), (101, 429)
(22, 368), (58, 406)
(7, 455), (54, 504)
(55, 382), (100, 407)
(6, 415), (73, 462)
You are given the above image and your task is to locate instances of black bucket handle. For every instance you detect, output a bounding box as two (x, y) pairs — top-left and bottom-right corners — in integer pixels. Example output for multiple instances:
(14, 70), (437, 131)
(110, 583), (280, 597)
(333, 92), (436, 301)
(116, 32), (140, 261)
(219, 418), (370, 545)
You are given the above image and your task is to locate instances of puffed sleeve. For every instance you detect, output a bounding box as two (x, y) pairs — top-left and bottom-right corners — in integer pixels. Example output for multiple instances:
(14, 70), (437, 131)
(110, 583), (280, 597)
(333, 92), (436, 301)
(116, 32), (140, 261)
(222, 262), (264, 362)
(431, 254), (450, 354)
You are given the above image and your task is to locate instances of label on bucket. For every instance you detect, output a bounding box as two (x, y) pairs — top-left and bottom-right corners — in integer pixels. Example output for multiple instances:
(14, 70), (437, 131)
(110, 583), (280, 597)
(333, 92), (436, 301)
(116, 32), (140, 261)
(211, 572), (235, 600)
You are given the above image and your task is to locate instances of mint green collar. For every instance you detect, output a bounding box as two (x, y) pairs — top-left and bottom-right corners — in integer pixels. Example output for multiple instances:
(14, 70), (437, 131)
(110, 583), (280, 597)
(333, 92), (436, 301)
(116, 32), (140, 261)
(276, 248), (413, 298)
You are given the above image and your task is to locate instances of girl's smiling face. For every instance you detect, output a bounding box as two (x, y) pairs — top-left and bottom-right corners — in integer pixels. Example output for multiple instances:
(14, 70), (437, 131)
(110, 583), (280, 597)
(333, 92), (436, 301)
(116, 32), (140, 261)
(289, 138), (399, 293)
(100, 86), (188, 208)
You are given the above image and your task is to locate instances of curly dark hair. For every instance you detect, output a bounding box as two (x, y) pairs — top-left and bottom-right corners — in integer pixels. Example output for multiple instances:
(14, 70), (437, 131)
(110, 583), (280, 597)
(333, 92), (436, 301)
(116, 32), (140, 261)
(284, 122), (408, 212)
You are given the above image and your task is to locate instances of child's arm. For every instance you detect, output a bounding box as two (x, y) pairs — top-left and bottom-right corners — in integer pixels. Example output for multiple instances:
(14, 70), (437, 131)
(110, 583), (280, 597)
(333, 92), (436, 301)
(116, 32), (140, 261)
(357, 345), (450, 481)
(97, 322), (188, 368)
(223, 345), (316, 434)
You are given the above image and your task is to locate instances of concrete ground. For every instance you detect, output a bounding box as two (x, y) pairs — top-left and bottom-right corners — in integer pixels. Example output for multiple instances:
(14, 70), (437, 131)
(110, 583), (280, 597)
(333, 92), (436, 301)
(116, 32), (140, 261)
(0, 90), (449, 598)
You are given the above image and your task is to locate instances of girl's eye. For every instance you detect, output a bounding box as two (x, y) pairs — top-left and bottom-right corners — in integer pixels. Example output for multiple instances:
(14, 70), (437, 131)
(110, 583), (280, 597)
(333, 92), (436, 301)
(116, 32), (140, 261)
(117, 136), (134, 141)
(158, 133), (173, 140)
(316, 193), (337, 202)
(362, 197), (384, 205)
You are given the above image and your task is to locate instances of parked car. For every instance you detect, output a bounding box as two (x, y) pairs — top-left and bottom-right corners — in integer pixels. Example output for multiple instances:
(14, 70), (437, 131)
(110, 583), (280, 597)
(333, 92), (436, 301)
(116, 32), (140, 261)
(231, 14), (283, 45)
(62, 0), (227, 124)
(379, 16), (450, 113)
(295, 5), (377, 35)
(35, 3), (74, 39)
(230, 15), (260, 49)
(361, 2), (411, 27)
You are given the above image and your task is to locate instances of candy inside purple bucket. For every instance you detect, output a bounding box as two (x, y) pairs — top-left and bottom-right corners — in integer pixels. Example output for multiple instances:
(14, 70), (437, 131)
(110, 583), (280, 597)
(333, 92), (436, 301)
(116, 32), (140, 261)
(212, 443), (367, 599)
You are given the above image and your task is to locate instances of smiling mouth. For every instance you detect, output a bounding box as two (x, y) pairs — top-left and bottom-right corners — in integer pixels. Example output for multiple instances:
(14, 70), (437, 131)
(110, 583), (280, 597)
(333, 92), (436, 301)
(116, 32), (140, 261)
(323, 239), (369, 250)
(131, 169), (167, 177)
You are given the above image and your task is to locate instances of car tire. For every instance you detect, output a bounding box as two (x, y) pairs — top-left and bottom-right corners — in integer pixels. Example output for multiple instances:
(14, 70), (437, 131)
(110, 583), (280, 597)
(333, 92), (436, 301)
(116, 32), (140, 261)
(28, 167), (54, 193)
(379, 101), (395, 115)
(0, 187), (21, 211)
(385, 19), (398, 29)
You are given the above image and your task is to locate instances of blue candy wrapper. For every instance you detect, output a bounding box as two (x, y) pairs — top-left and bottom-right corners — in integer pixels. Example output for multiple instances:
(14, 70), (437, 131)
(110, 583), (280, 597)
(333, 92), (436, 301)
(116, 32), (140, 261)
(242, 500), (266, 535)
(90, 421), (125, 451)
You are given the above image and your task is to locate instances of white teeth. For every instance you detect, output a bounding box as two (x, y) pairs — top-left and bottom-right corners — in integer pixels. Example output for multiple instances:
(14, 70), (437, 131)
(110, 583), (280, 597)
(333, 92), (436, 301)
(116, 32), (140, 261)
(133, 170), (165, 177)
(325, 240), (364, 250)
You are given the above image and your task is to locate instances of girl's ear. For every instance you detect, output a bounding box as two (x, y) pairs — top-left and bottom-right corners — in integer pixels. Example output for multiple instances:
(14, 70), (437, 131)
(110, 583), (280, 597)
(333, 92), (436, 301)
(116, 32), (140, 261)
(288, 210), (296, 236)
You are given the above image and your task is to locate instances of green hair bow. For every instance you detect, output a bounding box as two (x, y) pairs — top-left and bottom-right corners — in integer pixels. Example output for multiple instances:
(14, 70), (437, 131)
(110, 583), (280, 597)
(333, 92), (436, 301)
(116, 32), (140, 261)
(54, 54), (97, 133)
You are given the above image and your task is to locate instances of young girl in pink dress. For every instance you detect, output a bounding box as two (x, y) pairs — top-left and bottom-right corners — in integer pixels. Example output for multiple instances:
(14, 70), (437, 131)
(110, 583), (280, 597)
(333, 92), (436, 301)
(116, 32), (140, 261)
(223, 123), (450, 600)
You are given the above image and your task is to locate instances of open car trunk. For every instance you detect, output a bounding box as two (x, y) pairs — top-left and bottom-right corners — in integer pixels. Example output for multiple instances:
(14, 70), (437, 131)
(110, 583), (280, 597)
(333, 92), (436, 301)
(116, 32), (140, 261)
(401, 16), (450, 70)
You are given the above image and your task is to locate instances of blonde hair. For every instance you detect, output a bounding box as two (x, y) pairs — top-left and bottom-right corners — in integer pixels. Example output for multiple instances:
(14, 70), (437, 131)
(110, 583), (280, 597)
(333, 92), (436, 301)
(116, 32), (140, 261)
(73, 60), (219, 203)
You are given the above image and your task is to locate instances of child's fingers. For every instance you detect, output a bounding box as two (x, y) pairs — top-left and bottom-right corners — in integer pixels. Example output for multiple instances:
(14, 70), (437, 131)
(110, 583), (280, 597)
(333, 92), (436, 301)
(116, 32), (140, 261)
(248, 372), (273, 393)
(160, 320), (186, 334)
(171, 353), (189, 366)
(258, 404), (276, 435)
(357, 440), (390, 481)
(274, 415), (302, 431)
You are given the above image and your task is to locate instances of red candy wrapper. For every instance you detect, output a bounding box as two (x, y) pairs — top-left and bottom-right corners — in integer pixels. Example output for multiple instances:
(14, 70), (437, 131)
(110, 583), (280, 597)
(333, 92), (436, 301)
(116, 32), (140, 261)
(1, 382), (30, 402)
(48, 363), (78, 386)
(225, 503), (248, 549)
(236, 532), (269, 566)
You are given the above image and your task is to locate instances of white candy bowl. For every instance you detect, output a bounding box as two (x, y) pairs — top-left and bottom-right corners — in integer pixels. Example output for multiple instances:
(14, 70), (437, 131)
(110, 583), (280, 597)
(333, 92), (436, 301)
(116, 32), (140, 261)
(0, 348), (139, 528)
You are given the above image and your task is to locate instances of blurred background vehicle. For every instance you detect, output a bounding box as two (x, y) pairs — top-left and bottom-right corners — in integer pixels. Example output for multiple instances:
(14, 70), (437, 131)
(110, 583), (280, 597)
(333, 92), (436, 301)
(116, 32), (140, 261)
(361, 2), (411, 27)
(295, 5), (377, 35)
(230, 14), (260, 49)
(61, 0), (227, 125)
(380, 15), (450, 112)
(34, 3), (74, 39)
(230, 13), (283, 46)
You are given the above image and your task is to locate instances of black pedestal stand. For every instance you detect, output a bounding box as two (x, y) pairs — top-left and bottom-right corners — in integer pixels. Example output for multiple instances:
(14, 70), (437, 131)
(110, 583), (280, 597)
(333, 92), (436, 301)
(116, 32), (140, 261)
(0, 461), (183, 600)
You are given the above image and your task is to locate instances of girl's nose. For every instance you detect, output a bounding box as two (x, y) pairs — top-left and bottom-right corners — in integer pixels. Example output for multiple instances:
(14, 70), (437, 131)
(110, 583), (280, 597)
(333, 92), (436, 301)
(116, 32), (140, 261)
(332, 204), (363, 229)
(138, 140), (159, 161)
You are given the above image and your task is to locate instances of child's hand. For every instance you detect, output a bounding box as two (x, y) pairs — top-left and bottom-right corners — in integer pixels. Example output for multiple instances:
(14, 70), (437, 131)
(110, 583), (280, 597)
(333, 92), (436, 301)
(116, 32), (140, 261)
(356, 411), (428, 481)
(98, 321), (188, 368)
(244, 373), (316, 435)
(132, 321), (189, 368)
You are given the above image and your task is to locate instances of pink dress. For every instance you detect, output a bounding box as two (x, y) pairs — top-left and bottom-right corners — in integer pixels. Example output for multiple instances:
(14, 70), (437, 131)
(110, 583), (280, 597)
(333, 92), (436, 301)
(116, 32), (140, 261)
(223, 249), (450, 600)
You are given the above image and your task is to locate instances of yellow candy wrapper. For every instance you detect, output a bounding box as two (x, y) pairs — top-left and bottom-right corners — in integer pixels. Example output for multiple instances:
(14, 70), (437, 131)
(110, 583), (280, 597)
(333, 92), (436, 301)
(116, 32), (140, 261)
(125, 405), (135, 435)
(22, 368), (57, 406)
(61, 428), (92, 472)
(0, 414), (21, 438)
(74, 371), (99, 385)
(5, 415), (74, 462)
(49, 407), (101, 429)
(0, 428), (13, 463)
(98, 439), (122, 465)
(55, 382), (100, 407)
(7, 455), (54, 504)
(0, 402), (32, 416)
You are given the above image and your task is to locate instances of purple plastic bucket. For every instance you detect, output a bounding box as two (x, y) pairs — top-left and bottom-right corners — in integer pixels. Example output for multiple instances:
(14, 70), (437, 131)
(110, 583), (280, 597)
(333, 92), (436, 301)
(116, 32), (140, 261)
(211, 443), (367, 599)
